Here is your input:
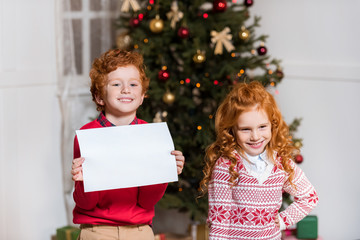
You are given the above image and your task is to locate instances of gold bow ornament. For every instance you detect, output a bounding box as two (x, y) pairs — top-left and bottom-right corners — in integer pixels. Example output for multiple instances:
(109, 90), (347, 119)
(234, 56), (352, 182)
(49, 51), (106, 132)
(211, 27), (235, 55)
(166, 1), (184, 29)
(121, 0), (141, 12)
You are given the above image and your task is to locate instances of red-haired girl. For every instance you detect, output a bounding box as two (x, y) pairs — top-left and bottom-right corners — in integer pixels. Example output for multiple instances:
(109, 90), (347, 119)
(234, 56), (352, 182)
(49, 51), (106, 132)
(200, 81), (318, 240)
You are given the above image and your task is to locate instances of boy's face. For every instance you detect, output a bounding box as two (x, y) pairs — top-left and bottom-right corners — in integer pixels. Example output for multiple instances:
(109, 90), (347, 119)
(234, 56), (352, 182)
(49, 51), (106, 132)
(234, 106), (272, 156)
(96, 65), (144, 121)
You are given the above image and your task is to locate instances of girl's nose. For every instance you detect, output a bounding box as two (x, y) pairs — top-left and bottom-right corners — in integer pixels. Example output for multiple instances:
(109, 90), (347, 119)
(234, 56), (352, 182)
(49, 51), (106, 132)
(250, 130), (259, 141)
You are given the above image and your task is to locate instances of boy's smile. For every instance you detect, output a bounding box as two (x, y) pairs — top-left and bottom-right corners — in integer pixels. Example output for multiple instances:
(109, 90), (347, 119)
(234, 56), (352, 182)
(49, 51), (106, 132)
(96, 65), (145, 125)
(234, 105), (272, 156)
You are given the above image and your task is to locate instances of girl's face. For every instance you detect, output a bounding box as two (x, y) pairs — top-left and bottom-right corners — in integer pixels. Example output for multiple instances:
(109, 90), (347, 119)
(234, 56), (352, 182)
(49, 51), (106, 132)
(234, 106), (272, 156)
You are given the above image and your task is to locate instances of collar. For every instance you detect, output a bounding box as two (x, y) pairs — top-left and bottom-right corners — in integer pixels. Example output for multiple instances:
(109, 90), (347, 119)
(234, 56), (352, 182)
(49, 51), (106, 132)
(96, 112), (139, 127)
(245, 150), (269, 165)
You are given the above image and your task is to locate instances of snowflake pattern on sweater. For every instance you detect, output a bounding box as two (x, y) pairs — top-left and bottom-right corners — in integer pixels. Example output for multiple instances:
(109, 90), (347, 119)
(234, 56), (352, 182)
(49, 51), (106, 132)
(207, 151), (318, 240)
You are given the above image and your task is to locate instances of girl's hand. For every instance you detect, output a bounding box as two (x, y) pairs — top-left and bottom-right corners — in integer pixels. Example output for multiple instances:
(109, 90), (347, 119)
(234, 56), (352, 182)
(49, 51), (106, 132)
(71, 157), (84, 181)
(275, 214), (280, 229)
(171, 150), (185, 175)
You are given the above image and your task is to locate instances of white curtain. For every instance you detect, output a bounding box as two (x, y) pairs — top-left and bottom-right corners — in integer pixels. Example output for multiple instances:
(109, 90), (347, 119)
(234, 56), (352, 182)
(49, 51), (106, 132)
(55, 0), (121, 224)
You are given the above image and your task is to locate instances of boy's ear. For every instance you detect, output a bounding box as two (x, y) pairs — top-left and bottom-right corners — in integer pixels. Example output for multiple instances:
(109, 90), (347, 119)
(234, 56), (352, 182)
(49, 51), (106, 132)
(95, 94), (105, 106)
(139, 93), (145, 105)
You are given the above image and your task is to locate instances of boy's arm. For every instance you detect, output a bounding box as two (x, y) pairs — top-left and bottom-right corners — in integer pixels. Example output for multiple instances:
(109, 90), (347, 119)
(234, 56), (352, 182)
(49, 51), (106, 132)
(137, 183), (168, 209)
(279, 161), (319, 229)
(72, 136), (99, 210)
(137, 150), (184, 209)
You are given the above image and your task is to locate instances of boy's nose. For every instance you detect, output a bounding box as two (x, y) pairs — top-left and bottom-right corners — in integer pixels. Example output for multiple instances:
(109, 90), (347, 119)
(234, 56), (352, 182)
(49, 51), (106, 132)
(121, 85), (130, 93)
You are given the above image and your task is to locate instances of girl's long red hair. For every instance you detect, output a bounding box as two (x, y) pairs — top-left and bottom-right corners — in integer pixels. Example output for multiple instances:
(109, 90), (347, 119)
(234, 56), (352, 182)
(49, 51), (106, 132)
(200, 81), (297, 194)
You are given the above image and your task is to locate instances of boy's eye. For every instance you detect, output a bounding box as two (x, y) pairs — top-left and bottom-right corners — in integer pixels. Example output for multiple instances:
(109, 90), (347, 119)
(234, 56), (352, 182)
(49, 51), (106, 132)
(240, 128), (250, 131)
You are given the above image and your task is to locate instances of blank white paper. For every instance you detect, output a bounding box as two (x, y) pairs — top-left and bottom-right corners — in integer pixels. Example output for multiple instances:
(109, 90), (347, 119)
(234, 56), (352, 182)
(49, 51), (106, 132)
(76, 122), (178, 192)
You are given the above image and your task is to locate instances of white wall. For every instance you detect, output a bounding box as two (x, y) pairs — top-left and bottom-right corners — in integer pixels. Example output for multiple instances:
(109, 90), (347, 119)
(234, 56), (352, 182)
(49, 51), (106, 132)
(251, 1), (360, 239)
(0, 0), (67, 239)
(1, 0), (359, 240)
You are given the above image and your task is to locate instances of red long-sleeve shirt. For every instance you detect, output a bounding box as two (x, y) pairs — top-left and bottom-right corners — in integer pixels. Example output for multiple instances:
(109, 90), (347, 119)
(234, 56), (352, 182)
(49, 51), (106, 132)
(72, 113), (168, 226)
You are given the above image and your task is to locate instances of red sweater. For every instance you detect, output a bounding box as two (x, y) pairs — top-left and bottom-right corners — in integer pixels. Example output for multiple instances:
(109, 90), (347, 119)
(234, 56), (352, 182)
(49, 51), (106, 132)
(72, 115), (168, 226)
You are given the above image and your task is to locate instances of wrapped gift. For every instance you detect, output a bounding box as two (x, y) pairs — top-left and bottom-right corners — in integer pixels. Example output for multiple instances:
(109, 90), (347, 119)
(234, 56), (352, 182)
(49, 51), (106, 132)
(155, 233), (166, 240)
(56, 226), (80, 240)
(196, 224), (209, 240)
(296, 215), (318, 239)
(165, 233), (192, 240)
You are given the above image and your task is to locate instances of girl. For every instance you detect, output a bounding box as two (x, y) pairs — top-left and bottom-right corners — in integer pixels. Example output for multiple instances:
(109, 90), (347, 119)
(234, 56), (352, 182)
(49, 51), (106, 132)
(200, 81), (318, 240)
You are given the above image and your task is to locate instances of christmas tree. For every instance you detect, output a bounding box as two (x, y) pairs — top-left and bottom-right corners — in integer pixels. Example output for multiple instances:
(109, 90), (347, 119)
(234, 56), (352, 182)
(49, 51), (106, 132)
(115, 0), (303, 221)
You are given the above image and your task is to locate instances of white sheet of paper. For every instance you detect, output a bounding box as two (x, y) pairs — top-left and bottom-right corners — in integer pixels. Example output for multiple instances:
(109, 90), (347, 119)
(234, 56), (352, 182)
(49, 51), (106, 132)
(76, 122), (178, 192)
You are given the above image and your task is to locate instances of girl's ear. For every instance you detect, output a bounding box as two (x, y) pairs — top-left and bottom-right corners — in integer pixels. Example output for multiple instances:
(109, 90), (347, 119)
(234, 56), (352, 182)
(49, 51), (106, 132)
(95, 94), (104, 106)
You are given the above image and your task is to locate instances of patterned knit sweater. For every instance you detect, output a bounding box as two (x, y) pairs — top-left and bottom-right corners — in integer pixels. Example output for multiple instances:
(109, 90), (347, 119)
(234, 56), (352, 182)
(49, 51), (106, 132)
(207, 151), (318, 240)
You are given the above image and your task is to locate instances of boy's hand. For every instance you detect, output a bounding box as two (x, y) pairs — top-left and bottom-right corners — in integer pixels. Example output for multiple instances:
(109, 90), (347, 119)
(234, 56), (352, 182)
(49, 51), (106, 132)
(171, 150), (185, 175)
(71, 157), (84, 181)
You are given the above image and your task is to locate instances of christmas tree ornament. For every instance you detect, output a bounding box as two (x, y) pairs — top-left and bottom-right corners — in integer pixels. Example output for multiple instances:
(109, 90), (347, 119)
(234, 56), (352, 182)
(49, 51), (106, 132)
(193, 50), (206, 63)
(257, 42), (267, 55)
(244, 0), (254, 7)
(163, 91), (175, 104)
(239, 26), (250, 41)
(116, 32), (131, 49)
(294, 154), (303, 164)
(166, 1), (184, 29)
(211, 27), (235, 55)
(158, 69), (170, 81)
(177, 26), (190, 39)
(294, 140), (303, 148)
(130, 17), (140, 27)
(120, 0), (141, 12)
(276, 67), (284, 80)
(213, 0), (227, 12)
(149, 15), (164, 33)
(153, 111), (162, 123)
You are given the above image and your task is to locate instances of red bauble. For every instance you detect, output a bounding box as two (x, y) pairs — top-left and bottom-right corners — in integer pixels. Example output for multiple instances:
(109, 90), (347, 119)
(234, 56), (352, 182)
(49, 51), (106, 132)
(158, 70), (170, 82)
(177, 27), (190, 39)
(276, 68), (284, 80)
(244, 0), (254, 7)
(295, 154), (304, 164)
(257, 45), (267, 55)
(130, 18), (140, 27)
(213, 0), (227, 12)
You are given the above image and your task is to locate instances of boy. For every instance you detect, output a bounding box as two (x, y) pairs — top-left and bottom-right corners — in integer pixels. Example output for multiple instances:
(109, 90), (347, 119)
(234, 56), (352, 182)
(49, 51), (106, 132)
(71, 49), (185, 240)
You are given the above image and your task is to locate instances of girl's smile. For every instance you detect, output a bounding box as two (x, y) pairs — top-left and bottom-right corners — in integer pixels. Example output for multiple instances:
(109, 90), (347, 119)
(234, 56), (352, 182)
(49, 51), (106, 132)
(234, 105), (272, 156)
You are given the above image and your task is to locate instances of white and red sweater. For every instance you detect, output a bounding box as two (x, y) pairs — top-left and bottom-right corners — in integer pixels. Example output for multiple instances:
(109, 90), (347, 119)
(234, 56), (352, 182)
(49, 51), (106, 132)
(207, 151), (318, 240)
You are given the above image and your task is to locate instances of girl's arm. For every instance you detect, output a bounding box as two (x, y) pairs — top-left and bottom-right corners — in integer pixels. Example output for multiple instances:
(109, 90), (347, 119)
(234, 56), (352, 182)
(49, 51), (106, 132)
(207, 158), (233, 240)
(279, 160), (319, 229)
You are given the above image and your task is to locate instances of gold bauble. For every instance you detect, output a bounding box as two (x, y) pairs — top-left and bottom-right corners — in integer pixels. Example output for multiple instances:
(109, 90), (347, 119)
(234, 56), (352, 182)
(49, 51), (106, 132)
(162, 91), (175, 104)
(193, 50), (206, 63)
(116, 32), (131, 49)
(149, 15), (164, 33)
(239, 26), (250, 41)
(294, 141), (303, 148)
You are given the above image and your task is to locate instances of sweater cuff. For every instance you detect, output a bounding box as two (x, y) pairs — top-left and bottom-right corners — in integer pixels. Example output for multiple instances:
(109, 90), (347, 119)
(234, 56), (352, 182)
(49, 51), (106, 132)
(278, 215), (286, 231)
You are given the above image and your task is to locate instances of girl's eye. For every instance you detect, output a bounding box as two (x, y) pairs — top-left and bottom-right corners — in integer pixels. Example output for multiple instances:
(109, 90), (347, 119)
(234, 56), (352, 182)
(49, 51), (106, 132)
(112, 83), (120, 87)
(241, 128), (250, 131)
(130, 83), (138, 87)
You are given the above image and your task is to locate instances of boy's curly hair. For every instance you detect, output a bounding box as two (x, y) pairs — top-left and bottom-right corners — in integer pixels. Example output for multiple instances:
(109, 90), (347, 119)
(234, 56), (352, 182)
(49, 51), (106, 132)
(89, 49), (150, 112)
(200, 81), (297, 195)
